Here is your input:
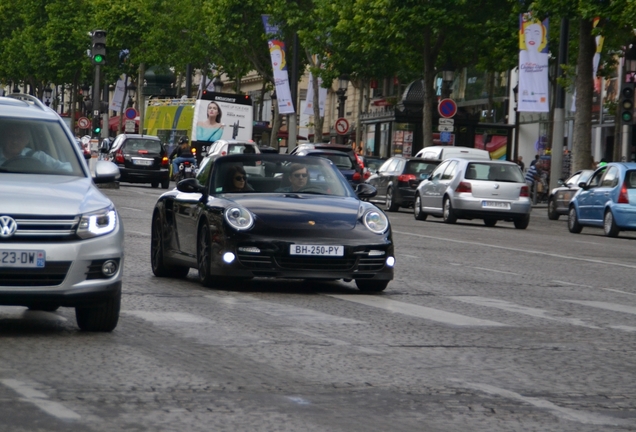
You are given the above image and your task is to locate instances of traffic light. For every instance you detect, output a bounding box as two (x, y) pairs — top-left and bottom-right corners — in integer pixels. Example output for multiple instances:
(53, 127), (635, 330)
(621, 82), (635, 123)
(91, 30), (107, 65)
(92, 117), (101, 135)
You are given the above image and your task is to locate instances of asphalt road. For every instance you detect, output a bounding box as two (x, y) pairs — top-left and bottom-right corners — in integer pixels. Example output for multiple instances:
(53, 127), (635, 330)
(1, 184), (635, 432)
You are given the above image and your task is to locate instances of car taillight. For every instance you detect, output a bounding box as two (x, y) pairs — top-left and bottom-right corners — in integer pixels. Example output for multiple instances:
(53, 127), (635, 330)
(618, 182), (629, 204)
(161, 156), (169, 166)
(520, 185), (529, 197)
(397, 174), (416, 183)
(221, 151), (227, 156)
(455, 181), (472, 193)
(115, 149), (124, 164)
(352, 172), (361, 182)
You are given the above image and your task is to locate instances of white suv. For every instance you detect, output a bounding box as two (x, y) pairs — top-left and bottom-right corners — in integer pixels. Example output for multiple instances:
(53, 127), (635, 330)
(0, 94), (124, 332)
(200, 140), (260, 158)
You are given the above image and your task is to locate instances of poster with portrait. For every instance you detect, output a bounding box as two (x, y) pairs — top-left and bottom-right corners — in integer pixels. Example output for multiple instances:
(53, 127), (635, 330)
(262, 15), (295, 115)
(518, 13), (549, 112)
(191, 97), (253, 142)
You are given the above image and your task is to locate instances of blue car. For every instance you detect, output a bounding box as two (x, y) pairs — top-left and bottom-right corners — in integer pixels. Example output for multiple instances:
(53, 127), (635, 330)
(568, 162), (636, 237)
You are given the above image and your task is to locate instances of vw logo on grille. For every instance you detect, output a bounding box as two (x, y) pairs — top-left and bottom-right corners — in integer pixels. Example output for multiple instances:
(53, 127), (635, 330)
(0, 215), (18, 238)
(493, 184), (500, 189)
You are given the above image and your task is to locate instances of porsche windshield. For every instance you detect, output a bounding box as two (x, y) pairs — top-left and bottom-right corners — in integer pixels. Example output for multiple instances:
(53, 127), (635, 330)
(208, 154), (353, 197)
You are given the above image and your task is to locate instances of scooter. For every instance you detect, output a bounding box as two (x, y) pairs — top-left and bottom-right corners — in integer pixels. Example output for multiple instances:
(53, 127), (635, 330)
(173, 147), (198, 183)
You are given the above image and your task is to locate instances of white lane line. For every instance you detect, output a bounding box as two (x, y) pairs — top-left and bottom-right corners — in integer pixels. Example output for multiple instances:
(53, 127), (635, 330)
(207, 294), (364, 325)
(393, 230), (636, 269)
(609, 325), (636, 332)
(119, 207), (144, 212)
(0, 379), (81, 421)
(564, 300), (636, 316)
(453, 381), (625, 426)
(327, 295), (506, 327)
(552, 280), (593, 288)
(122, 311), (213, 324)
(450, 296), (598, 328)
(450, 263), (519, 275)
(602, 288), (636, 296)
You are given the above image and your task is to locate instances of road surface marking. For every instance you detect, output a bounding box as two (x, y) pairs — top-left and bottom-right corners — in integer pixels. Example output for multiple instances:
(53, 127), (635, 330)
(122, 311), (213, 324)
(449, 296), (598, 328)
(327, 295), (506, 327)
(601, 288), (636, 296)
(288, 328), (383, 354)
(552, 280), (593, 288)
(450, 263), (519, 276)
(0, 379), (81, 420)
(564, 300), (636, 316)
(394, 230), (636, 269)
(453, 381), (626, 426)
(399, 254), (420, 259)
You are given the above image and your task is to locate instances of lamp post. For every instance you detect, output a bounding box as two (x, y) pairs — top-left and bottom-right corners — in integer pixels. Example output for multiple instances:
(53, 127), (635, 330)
(213, 76), (223, 93)
(336, 74), (348, 144)
(441, 61), (455, 99)
(43, 86), (53, 106)
(12, 85), (20, 93)
(126, 82), (137, 108)
(513, 83), (520, 164)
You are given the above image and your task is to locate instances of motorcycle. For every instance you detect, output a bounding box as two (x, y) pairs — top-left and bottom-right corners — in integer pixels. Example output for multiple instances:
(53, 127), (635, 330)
(173, 147), (198, 183)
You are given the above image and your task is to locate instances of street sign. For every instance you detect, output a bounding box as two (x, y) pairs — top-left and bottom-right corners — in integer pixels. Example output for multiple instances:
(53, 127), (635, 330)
(438, 125), (454, 132)
(125, 120), (136, 133)
(125, 107), (138, 120)
(440, 132), (452, 143)
(438, 98), (458, 118)
(439, 118), (455, 125)
(78, 117), (90, 129)
(335, 117), (350, 135)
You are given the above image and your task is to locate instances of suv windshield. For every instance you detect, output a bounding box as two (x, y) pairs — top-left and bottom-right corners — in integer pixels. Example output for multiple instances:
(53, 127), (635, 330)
(0, 118), (83, 176)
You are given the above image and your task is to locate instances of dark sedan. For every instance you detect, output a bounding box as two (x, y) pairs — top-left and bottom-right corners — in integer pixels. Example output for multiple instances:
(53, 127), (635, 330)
(107, 133), (170, 188)
(150, 153), (394, 292)
(366, 156), (441, 211)
(294, 148), (364, 187)
(547, 169), (594, 220)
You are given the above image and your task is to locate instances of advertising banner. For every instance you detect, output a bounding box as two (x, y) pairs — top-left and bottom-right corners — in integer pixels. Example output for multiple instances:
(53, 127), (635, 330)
(109, 75), (128, 113)
(262, 15), (295, 114)
(303, 72), (327, 117)
(518, 13), (549, 112)
(191, 95), (253, 142)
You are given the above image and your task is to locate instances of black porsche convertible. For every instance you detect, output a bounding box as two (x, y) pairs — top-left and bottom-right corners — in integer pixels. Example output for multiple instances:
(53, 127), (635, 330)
(150, 153), (395, 292)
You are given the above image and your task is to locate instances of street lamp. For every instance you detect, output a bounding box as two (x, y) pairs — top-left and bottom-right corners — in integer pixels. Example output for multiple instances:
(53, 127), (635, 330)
(127, 82), (137, 108)
(213, 76), (223, 93)
(43, 86), (53, 106)
(513, 83), (520, 164)
(12, 85), (20, 93)
(336, 74), (348, 144)
(441, 61), (455, 99)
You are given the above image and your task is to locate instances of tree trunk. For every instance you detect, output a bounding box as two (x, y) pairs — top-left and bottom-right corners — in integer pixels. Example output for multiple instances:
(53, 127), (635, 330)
(356, 82), (364, 149)
(572, 19), (595, 172)
(311, 69), (323, 143)
(422, 27), (435, 148)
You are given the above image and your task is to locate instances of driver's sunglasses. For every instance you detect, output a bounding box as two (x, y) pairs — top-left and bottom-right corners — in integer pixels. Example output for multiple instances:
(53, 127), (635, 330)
(234, 176), (246, 181)
(293, 173), (308, 178)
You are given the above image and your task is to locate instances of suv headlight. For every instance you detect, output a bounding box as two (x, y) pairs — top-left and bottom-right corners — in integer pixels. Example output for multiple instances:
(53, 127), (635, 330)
(77, 206), (118, 239)
(362, 209), (389, 234)
(224, 206), (254, 231)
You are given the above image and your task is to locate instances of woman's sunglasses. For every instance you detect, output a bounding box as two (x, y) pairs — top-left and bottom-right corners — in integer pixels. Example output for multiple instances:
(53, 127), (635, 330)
(234, 176), (246, 181)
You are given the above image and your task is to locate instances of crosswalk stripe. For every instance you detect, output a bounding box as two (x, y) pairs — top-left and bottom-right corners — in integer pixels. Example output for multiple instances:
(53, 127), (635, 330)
(327, 295), (507, 327)
(564, 300), (636, 316)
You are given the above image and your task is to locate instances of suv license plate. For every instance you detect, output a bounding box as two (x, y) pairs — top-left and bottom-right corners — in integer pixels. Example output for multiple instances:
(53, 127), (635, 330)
(133, 159), (153, 166)
(0, 250), (46, 268)
(482, 201), (511, 209)
(290, 245), (344, 256)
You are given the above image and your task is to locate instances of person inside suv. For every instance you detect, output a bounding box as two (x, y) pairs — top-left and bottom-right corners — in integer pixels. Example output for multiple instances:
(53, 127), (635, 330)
(0, 123), (72, 173)
(170, 136), (196, 180)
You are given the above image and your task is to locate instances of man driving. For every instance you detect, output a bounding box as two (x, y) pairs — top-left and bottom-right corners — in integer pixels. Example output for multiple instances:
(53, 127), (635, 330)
(0, 124), (72, 172)
(276, 163), (309, 192)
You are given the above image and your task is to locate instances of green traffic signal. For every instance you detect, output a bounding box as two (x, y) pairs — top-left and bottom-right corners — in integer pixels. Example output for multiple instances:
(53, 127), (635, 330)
(94, 127), (101, 134)
(93, 54), (104, 64)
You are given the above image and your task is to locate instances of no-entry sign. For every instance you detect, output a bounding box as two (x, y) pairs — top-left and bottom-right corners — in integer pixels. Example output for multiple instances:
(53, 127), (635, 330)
(438, 98), (457, 118)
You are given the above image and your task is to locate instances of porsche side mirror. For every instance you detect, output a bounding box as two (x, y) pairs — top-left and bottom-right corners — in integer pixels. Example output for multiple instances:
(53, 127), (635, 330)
(355, 183), (377, 199)
(177, 178), (206, 194)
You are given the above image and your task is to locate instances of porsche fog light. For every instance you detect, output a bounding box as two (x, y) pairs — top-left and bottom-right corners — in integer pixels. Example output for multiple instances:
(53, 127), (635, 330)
(102, 260), (118, 277)
(77, 206), (117, 239)
(362, 210), (389, 234)
(225, 207), (254, 231)
(386, 256), (395, 267)
(223, 252), (236, 263)
(368, 250), (385, 256)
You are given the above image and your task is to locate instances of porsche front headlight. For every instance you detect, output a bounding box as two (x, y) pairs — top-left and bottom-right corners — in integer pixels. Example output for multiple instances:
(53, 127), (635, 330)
(77, 206), (118, 239)
(362, 209), (389, 234)
(224, 206), (254, 231)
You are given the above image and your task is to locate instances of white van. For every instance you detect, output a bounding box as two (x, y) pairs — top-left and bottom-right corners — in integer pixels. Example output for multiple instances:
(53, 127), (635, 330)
(414, 145), (491, 161)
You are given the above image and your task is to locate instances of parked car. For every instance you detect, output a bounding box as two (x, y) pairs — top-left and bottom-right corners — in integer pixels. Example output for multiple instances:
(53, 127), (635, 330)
(150, 153), (394, 292)
(0, 94), (123, 331)
(366, 157), (441, 211)
(294, 148), (364, 187)
(547, 169), (594, 220)
(290, 142), (365, 172)
(360, 155), (388, 180)
(413, 145), (491, 161)
(107, 133), (170, 189)
(413, 158), (531, 228)
(567, 162), (636, 237)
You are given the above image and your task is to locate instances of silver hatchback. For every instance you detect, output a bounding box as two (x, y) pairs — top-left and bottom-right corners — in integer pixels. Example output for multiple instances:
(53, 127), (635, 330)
(413, 158), (532, 229)
(0, 94), (124, 331)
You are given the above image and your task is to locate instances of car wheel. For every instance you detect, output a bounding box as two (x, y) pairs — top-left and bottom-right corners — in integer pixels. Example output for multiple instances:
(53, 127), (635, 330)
(513, 214), (530, 229)
(151, 182), (159, 188)
(197, 221), (215, 287)
(151, 214), (190, 278)
(568, 207), (583, 233)
(442, 197), (457, 224)
(161, 179), (170, 189)
(484, 218), (497, 227)
(75, 291), (121, 332)
(414, 193), (427, 221)
(385, 188), (399, 212)
(355, 279), (389, 293)
(547, 198), (560, 220)
(603, 210), (620, 237)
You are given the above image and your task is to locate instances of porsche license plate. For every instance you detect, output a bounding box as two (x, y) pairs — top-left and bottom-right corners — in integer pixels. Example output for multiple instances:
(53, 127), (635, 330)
(290, 245), (344, 256)
(482, 201), (511, 209)
(0, 250), (45, 268)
